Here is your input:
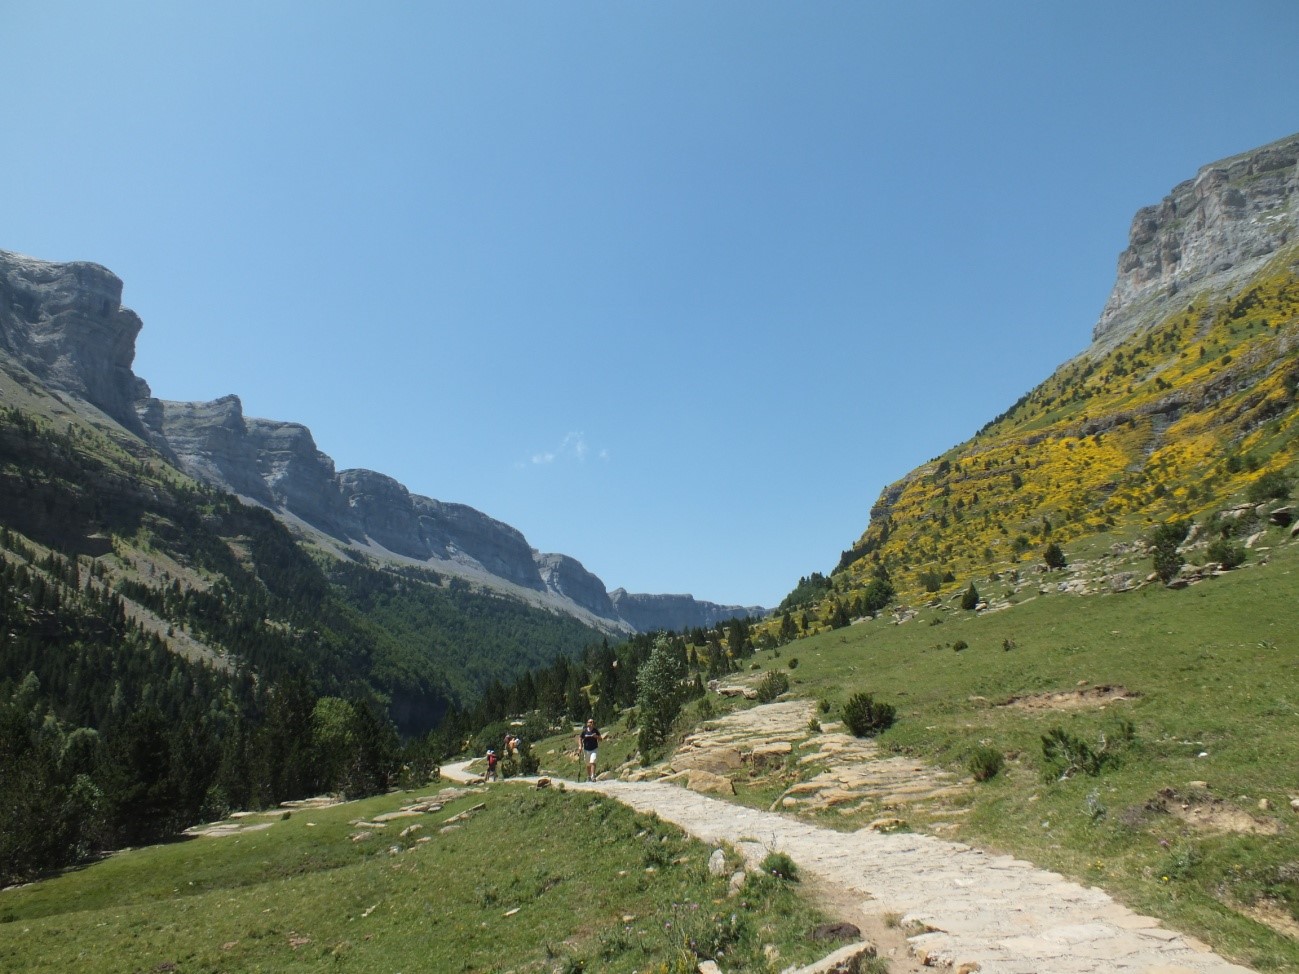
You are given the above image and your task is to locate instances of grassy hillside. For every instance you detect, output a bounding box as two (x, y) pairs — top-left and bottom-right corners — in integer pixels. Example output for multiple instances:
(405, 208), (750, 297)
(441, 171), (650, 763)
(0, 785), (843, 974)
(733, 522), (1299, 971)
(806, 245), (1299, 620)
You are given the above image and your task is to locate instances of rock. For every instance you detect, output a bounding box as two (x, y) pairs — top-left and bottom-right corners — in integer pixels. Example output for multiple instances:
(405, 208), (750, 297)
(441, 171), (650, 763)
(697, 961), (722, 974)
(0, 251), (151, 434)
(683, 770), (735, 796)
(672, 747), (744, 775)
(1093, 133), (1299, 349)
(707, 848), (728, 877)
(749, 741), (794, 769)
(1268, 506), (1294, 526)
(1107, 571), (1137, 593)
(1290, 797), (1299, 814)
(716, 685), (759, 700)
(811, 922), (862, 942)
(535, 777), (551, 788)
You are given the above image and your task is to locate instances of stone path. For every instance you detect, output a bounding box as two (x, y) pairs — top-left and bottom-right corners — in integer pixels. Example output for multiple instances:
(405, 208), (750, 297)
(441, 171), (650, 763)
(442, 699), (1261, 974)
(576, 778), (1255, 974)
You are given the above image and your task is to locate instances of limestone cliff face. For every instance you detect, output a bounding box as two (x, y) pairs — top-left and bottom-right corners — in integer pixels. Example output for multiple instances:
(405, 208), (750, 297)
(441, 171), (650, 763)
(536, 553), (617, 618)
(608, 589), (765, 633)
(0, 247), (766, 633)
(1093, 132), (1299, 350)
(0, 251), (150, 433)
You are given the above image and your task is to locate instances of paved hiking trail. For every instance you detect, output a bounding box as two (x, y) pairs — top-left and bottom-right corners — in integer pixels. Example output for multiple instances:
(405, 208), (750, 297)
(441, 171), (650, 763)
(442, 701), (1259, 974)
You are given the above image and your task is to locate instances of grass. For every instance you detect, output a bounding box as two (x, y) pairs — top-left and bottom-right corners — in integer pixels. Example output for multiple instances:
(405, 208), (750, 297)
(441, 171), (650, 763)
(0, 785), (842, 974)
(741, 522), (1299, 971)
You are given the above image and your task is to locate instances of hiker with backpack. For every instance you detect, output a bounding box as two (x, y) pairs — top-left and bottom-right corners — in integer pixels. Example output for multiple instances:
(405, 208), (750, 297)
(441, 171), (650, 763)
(576, 719), (601, 782)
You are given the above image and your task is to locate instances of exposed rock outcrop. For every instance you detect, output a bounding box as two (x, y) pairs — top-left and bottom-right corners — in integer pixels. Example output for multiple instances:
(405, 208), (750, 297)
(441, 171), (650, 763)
(609, 589), (765, 632)
(1093, 132), (1299, 350)
(0, 251), (151, 433)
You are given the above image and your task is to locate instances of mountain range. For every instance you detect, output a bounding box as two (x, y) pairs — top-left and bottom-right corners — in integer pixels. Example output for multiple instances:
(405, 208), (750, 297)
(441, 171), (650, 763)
(0, 248), (764, 636)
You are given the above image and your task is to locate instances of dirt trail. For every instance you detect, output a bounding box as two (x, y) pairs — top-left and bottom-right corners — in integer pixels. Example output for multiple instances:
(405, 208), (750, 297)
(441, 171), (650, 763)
(443, 699), (1260, 974)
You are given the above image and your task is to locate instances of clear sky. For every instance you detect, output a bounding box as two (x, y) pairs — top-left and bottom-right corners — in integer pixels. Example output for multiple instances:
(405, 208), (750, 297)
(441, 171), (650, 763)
(3, 2), (1298, 608)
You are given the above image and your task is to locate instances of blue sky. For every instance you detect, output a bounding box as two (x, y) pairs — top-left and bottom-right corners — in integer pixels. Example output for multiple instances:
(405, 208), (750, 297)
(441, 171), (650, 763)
(3, 2), (1298, 608)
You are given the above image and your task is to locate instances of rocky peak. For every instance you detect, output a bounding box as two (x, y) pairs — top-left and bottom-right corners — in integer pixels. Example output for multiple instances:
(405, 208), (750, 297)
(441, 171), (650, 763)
(0, 250), (150, 432)
(1092, 131), (1299, 350)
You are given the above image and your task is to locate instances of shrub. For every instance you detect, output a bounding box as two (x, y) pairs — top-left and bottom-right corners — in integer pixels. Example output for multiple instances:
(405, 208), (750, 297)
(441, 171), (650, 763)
(759, 850), (799, 882)
(968, 746), (1004, 782)
(1150, 519), (1190, 583)
(1247, 469), (1291, 504)
(960, 583), (980, 610)
(842, 692), (896, 737)
(1043, 542), (1067, 570)
(755, 670), (790, 703)
(952, 639), (969, 652)
(1041, 728), (1103, 780)
(1041, 719), (1135, 781)
(787, 657), (799, 670)
(1206, 539), (1246, 569)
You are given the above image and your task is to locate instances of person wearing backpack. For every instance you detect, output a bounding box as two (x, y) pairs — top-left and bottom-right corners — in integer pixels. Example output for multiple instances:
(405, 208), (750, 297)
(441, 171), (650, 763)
(485, 748), (498, 782)
(576, 719), (601, 782)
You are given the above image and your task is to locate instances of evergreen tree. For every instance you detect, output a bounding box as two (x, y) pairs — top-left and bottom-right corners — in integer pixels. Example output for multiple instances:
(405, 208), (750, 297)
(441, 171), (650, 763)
(635, 637), (687, 756)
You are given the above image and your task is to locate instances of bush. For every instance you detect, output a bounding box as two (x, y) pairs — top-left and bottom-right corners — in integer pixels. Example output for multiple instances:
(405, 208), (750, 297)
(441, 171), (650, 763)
(755, 670), (790, 703)
(960, 583), (980, 610)
(968, 746), (1004, 782)
(1206, 539), (1246, 569)
(1043, 542), (1067, 570)
(952, 639), (969, 652)
(787, 657), (799, 670)
(1247, 469), (1291, 504)
(1041, 719), (1135, 781)
(1150, 519), (1190, 584)
(842, 693), (896, 738)
(759, 850), (799, 882)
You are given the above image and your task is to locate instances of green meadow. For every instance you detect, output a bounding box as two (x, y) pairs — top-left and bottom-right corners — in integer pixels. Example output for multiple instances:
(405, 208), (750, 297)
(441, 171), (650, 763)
(0, 785), (836, 974)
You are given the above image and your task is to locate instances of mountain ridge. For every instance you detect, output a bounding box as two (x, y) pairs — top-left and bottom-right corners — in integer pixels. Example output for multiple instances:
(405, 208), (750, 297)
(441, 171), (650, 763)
(0, 251), (764, 633)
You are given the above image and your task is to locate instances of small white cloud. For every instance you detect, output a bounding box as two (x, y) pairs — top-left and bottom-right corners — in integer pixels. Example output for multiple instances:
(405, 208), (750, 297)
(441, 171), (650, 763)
(525, 432), (608, 467)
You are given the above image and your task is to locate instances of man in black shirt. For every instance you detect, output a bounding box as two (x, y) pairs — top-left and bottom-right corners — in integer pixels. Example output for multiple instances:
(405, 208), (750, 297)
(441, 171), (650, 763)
(577, 719), (601, 782)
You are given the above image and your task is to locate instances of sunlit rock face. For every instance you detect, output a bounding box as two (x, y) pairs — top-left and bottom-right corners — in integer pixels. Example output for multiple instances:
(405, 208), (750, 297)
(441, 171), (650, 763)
(1093, 132), (1299, 351)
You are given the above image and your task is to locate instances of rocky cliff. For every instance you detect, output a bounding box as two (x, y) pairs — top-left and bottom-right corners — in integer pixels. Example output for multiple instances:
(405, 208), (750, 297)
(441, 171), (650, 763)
(0, 249), (765, 633)
(1093, 132), (1299, 350)
(0, 250), (152, 434)
(609, 589), (766, 633)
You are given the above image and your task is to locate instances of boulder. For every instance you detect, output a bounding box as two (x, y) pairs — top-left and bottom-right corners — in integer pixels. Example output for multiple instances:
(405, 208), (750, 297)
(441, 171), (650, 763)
(749, 741), (794, 770)
(684, 770), (735, 796)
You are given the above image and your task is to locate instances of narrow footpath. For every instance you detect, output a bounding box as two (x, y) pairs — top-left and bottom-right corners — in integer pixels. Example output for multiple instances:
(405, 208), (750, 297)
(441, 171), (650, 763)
(577, 778), (1256, 974)
(442, 761), (1259, 974)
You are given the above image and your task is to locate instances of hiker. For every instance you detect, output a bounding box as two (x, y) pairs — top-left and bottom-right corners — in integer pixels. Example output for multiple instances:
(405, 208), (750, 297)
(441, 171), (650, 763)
(485, 747), (498, 782)
(577, 719), (601, 781)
